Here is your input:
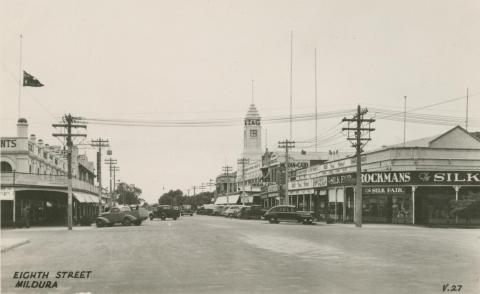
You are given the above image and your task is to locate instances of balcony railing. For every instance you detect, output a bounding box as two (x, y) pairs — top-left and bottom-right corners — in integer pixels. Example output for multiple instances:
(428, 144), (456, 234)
(1, 172), (99, 195)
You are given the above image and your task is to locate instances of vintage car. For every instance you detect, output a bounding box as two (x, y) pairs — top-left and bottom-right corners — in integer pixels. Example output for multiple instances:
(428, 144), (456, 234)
(180, 205), (194, 216)
(150, 205), (180, 220)
(264, 205), (314, 224)
(95, 205), (147, 227)
(238, 205), (266, 219)
(224, 205), (244, 218)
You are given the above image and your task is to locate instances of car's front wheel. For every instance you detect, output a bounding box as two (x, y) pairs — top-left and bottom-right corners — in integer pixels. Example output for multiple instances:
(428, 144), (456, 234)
(149, 214), (154, 221)
(302, 218), (313, 225)
(160, 214), (166, 221)
(268, 217), (278, 224)
(95, 219), (104, 228)
(173, 216), (178, 220)
(122, 218), (132, 226)
(134, 220), (142, 226)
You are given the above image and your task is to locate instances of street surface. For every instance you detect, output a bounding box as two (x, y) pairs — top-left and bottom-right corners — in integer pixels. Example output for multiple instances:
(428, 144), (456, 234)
(1, 216), (480, 294)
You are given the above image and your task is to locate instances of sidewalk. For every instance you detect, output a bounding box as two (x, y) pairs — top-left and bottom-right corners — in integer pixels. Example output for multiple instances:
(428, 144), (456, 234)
(1, 238), (30, 253)
(2, 224), (95, 232)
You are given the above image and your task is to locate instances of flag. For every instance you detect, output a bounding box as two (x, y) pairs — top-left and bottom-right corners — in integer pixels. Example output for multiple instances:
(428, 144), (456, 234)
(23, 71), (44, 87)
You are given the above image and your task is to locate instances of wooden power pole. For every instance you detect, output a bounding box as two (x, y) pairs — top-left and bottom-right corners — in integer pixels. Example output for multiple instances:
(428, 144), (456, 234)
(91, 138), (109, 214)
(278, 139), (295, 205)
(52, 114), (87, 230)
(104, 157), (117, 204)
(342, 105), (375, 228)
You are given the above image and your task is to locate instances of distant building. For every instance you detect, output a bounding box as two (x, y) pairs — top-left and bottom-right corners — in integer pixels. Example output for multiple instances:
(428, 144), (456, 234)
(260, 150), (337, 207)
(242, 104), (262, 162)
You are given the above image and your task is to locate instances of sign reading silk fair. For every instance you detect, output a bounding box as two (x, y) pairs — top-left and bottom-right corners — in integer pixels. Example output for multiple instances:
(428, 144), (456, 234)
(327, 171), (480, 187)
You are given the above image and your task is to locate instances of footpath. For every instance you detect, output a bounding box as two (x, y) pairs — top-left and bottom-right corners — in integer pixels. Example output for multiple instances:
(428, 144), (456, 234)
(1, 225), (93, 253)
(1, 238), (30, 253)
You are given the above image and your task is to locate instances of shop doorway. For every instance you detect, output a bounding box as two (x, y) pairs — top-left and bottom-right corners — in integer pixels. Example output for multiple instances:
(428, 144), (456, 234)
(415, 186), (455, 226)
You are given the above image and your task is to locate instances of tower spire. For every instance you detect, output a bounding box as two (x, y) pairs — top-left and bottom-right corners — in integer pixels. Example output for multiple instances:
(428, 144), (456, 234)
(251, 80), (254, 104)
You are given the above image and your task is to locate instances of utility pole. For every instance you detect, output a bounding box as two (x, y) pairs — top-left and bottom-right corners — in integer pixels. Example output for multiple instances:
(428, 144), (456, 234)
(314, 48), (318, 152)
(111, 166), (120, 203)
(104, 157), (117, 204)
(342, 105), (375, 228)
(403, 96), (407, 146)
(237, 158), (249, 205)
(52, 114), (87, 230)
(91, 138), (109, 214)
(207, 179), (215, 193)
(222, 165), (232, 204)
(278, 139), (295, 205)
(466, 88), (469, 131)
(192, 185), (197, 197)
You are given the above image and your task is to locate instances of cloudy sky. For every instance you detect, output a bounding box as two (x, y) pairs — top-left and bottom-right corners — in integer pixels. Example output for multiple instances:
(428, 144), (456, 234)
(1, 0), (479, 203)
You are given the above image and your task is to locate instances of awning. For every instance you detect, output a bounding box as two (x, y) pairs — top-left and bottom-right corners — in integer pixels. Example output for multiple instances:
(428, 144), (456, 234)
(73, 192), (100, 203)
(73, 192), (89, 203)
(214, 195), (240, 205)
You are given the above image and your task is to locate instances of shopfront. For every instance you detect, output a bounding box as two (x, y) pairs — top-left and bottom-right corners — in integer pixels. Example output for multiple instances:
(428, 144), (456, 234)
(326, 171), (480, 226)
(362, 186), (412, 224)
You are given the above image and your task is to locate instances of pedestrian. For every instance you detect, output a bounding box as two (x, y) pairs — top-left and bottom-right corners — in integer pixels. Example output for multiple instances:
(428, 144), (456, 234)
(23, 205), (30, 228)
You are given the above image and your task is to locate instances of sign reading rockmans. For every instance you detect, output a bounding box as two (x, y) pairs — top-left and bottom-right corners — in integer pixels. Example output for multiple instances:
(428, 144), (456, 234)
(361, 172), (411, 184)
(327, 171), (480, 186)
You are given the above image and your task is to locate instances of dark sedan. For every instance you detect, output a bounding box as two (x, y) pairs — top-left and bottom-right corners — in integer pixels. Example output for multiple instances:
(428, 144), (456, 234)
(264, 205), (314, 224)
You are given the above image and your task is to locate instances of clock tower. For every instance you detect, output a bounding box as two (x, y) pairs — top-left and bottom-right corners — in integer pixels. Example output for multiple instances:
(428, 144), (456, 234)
(243, 104), (262, 162)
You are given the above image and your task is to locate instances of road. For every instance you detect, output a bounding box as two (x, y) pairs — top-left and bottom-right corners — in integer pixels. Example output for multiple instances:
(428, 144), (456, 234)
(1, 215), (480, 294)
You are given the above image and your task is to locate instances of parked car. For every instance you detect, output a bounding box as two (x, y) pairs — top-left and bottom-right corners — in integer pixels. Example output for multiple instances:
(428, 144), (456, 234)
(197, 204), (214, 215)
(212, 205), (225, 216)
(264, 205), (314, 224)
(180, 205), (194, 216)
(224, 205), (244, 217)
(150, 205), (180, 220)
(220, 205), (232, 217)
(96, 205), (146, 227)
(238, 205), (266, 219)
(129, 205), (150, 220)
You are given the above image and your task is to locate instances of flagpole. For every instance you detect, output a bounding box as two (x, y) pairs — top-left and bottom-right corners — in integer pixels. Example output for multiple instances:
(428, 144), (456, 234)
(18, 34), (23, 119)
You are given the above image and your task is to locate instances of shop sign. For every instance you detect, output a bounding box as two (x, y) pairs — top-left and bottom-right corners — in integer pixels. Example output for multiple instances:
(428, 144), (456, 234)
(363, 187), (408, 195)
(1, 139), (17, 149)
(327, 171), (480, 187)
(327, 173), (356, 186)
(288, 161), (309, 170)
(361, 172), (411, 184)
(412, 171), (480, 185)
(267, 185), (278, 192)
(313, 176), (327, 187)
(0, 189), (14, 200)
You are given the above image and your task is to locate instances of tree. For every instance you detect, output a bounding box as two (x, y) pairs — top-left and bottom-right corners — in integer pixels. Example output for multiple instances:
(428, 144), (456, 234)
(115, 182), (143, 205)
(157, 190), (214, 209)
(158, 189), (184, 205)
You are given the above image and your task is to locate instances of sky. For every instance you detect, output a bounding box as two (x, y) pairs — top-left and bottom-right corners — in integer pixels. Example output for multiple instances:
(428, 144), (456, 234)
(1, 0), (480, 204)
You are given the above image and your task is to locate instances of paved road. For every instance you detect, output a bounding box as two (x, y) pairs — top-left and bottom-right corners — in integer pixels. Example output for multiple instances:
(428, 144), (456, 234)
(2, 216), (480, 294)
